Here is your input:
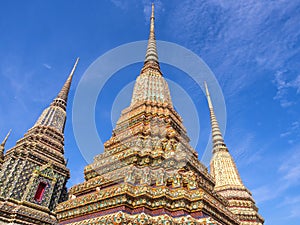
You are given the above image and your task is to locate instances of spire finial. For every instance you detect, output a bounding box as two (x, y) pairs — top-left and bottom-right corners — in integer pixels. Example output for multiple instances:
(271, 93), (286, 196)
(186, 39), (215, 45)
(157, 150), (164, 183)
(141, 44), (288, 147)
(0, 130), (11, 159)
(204, 82), (227, 152)
(34, 58), (79, 132)
(144, 3), (159, 65)
(56, 57), (79, 102)
(204, 81), (214, 110)
(150, 3), (155, 35)
(1, 130), (11, 148)
(151, 3), (155, 19)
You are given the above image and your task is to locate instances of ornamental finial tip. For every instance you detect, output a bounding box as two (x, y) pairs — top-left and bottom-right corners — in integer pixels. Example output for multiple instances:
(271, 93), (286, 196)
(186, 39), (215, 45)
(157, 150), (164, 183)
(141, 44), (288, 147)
(144, 3), (159, 64)
(1, 129), (11, 147)
(151, 3), (155, 18)
(56, 58), (79, 103)
(204, 81), (213, 110)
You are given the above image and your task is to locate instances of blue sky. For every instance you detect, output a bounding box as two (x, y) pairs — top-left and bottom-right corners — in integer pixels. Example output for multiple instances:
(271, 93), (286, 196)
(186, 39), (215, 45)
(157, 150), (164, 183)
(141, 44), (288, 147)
(1, 0), (300, 224)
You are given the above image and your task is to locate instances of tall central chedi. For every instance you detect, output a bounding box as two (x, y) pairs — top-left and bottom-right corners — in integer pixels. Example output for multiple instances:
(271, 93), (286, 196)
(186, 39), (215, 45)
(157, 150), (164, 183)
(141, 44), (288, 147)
(56, 4), (263, 225)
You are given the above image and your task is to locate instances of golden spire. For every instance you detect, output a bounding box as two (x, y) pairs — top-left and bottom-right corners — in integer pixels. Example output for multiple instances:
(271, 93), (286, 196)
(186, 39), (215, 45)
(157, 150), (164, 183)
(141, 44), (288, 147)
(206, 82), (264, 224)
(56, 57), (79, 103)
(204, 82), (227, 153)
(35, 58), (79, 132)
(205, 81), (243, 187)
(130, 4), (171, 106)
(144, 3), (159, 65)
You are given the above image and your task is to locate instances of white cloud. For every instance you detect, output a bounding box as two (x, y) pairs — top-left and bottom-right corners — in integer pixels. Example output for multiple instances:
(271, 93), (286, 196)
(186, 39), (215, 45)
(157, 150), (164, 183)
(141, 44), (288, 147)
(43, 63), (52, 70)
(289, 207), (300, 218)
(279, 148), (300, 184)
(278, 196), (300, 218)
(167, 0), (300, 98)
(283, 165), (300, 183)
(281, 196), (300, 206)
(252, 144), (300, 206)
(231, 133), (255, 164)
(280, 131), (292, 138)
(110, 0), (128, 10)
(273, 71), (300, 107)
(252, 185), (282, 203)
(0, 62), (35, 113)
(226, 131), (263, 166)
(280, 121), (300, 141)
(110, 0), (163, 19)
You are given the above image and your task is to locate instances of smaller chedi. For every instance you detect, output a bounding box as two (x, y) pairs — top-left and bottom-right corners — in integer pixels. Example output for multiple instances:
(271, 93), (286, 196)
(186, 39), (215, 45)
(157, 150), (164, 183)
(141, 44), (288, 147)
(0, 59), (79, 224)
(55, 4), (264, 225)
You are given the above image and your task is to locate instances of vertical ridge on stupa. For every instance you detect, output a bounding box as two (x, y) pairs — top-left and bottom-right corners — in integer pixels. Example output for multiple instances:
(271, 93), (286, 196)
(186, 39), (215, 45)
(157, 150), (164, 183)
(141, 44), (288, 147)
(0, 59), (78, 225)
(205, 83), (264, 224)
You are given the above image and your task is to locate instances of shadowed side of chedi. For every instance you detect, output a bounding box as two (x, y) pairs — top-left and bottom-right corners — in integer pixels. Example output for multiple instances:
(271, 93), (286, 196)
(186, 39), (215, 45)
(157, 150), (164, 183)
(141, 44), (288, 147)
(56, 4), (263, 225)
(0, 3), (264, 225)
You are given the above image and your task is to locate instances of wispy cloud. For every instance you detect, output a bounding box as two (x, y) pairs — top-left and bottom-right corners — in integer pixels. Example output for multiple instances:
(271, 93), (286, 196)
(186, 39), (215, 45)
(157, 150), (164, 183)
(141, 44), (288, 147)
(278, 196), (300, 218)
(277, 150), (300, 218)
(273, 71), (300, 107)
(110, 0), (165, 23)
(168, 0), (300, 98)
(43, 63), (52, 70)
(0, 62), (33, 112)
(289, 207), (300, 219)
(231, 132), (256, 164)
(252, 184), (284, 203)
(110, 0), (164, 22)
(281, 195), (300, 207)
(279, 148), (300, 184)
(280, 121), (300, 143)
(110, 0), (128, 10)
(226, 131), (264, 167)
(252, 144), (300, 219)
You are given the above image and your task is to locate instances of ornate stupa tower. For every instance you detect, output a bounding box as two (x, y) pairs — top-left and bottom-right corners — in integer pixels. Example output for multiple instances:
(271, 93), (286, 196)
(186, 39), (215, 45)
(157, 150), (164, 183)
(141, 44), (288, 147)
(0, 58), (79, 224)
(55, 4), (256, 225)
(205, 82), (264, 224)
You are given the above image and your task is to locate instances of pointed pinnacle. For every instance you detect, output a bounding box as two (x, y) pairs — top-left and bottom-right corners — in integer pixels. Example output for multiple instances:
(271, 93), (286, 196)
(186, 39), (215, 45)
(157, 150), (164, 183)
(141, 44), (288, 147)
(1, 129), (11, 147)
(204, 82), (227, 152)
(144, 3), (159, 64)
(150, 3), (155, 35)
(151, 3), (155, 18)
(56, 57), (79, 102)
(204, 81), (214, 109)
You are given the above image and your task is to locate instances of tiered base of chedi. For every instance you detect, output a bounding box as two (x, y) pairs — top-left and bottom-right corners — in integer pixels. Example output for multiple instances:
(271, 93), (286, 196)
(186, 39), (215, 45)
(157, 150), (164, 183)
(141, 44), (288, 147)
(56, 101), (238, 225)
(56, 4), (263, 225)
